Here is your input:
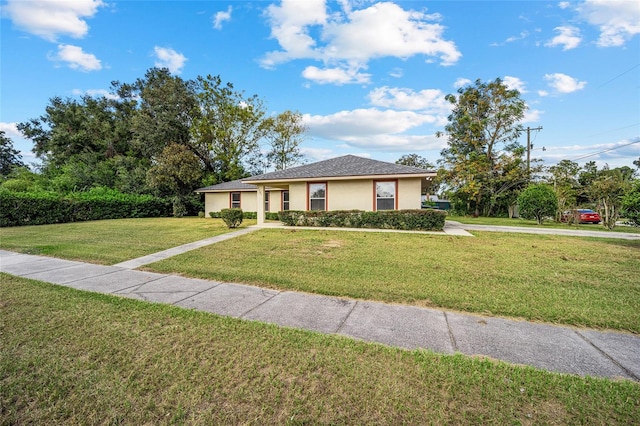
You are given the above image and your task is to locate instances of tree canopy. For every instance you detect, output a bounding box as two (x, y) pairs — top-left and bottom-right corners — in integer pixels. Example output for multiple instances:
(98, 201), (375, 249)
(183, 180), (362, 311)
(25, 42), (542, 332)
(14, 68), (307, 200)
(0, 131), (24, 176)
(438, 78), (529, 216)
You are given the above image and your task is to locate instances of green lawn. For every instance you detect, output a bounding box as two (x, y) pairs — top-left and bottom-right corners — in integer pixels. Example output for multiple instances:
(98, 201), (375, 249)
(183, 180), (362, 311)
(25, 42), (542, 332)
(0, 217), (255, 265)
(2, 274), (638, 425)
(448, 215), (640, 233)
(146, 229), (640, 333)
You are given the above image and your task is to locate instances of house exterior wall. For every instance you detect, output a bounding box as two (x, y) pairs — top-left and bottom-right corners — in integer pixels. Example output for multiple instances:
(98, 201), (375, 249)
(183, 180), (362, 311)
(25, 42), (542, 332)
(398, 178), (422, 210)
(269, 190), (282, 212)
(204, 191), (257, 215)
(288, 182), (308, 211)
(280, 177), (423, 211)
(325, 180), (372, 211)
(205, 190), (285, 215)
(204, 176), (423, 215)
(204, 192), (229, 214)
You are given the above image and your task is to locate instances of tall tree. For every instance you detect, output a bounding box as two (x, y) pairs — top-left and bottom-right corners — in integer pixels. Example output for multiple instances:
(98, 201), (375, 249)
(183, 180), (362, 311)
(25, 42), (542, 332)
(396, 154), (435, 170)
(0, 131), (24, 176)
(114, 68), (199, 161)
(190, 75), (267, 182)
(263, 110), (306, 171)
(547, 160), (581, 219)
(438, 78), (527, 216)
(146, 143), (203, 198)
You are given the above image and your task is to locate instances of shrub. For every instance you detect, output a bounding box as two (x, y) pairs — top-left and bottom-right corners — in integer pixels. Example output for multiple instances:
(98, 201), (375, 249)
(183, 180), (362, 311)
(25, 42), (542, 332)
(198, 211), (205, 218)
(220, 208), (244, 228)
(517, 184), (558, 225)
(210, 211), (257, 219)
(0, 188), (171, 227)
(278, 209), (446, 231)
(621, 180), (640, 226)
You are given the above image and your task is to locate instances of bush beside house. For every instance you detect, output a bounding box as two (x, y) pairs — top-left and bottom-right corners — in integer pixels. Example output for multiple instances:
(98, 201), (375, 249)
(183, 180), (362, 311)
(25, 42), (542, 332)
(279, 209), (447, 231)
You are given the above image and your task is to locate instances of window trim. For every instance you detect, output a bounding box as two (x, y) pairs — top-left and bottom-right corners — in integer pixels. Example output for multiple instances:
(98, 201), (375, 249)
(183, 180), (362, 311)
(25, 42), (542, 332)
(264, 190), (270, 212)
(230, 191), (241, 209)
(282, 190), (290, 211)
(373, 180), (398, 211)
(307, 182), (327, 211)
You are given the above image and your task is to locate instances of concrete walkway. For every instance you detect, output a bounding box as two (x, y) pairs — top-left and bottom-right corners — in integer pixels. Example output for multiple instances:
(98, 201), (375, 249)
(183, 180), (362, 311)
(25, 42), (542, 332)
(113, 226), (261, 269)
(2, 247), (638, 382)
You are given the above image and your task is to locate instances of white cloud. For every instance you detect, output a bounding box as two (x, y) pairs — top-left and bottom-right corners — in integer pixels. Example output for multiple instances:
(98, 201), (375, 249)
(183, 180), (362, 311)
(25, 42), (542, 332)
(523, 109), (543, 123)
(262, 1), (461, 84)
(49, 44), (102, 71)
(544, 73), (587, 94)
(537, 90), (549, 97)
(153, 46), (187, 74)
(389, 68), (403, 78)
(303, 108), (444, 151)
(321, 3), (461, 65)
(213, 6), (232, 30)
(545, 26), (582, 50)
(558, 2), (571, 10)
(302, 66), (370, 85)
(578, 0), (640, 47)
(503, 76), (527, 93)
(491, 31), (529, 47)
(2, 0), (104, 41)
(0, 122), (22, 139)
(261, 0), (327, 68)
(368, 86), (450, 117)
(453, 78), (472, 88)
(299, 147), (335, 162)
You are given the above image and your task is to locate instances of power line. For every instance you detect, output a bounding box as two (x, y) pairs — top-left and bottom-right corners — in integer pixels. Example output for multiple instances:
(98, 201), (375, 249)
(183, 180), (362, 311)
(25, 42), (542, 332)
(569, 138), (640, 162)
(596, 63), (640, 89)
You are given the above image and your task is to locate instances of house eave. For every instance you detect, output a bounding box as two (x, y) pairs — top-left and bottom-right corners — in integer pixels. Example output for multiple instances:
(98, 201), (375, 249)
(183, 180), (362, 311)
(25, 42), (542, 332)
(242, 172), (436, 185)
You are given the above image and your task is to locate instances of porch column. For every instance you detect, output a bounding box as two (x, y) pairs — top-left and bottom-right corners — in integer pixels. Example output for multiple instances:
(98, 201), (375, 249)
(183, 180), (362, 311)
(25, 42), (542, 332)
(256, 184), (265, 225)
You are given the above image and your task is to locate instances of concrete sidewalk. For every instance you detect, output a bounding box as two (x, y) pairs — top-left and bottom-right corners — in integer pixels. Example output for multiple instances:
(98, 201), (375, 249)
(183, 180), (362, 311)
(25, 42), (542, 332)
(2, 249), (638, 382)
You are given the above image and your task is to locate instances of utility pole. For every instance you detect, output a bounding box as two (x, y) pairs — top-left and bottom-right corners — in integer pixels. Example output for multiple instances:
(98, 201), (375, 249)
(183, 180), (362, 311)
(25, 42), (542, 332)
(526, 126), (543, 178)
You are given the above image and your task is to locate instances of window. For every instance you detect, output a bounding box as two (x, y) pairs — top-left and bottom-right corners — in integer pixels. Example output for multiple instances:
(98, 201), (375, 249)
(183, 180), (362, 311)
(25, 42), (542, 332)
(264, 191), (270, 212)
(282, 190), (290, 211)
(230, 192), (241, 209)
(308, 183), (326, 211)
(375, 181), (396, 211)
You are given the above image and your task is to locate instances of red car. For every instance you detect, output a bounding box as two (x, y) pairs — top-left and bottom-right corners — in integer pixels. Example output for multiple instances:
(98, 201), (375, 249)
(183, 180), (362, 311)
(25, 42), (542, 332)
(561, 209), (601, 224)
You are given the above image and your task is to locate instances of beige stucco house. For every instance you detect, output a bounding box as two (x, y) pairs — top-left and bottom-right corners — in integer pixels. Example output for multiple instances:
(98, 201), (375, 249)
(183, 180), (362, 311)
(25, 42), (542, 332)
(196, 155), (436, 225)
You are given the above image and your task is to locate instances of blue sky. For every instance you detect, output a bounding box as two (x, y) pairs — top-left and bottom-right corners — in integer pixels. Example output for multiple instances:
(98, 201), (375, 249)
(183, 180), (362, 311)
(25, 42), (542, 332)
(1, 0), (639, 170)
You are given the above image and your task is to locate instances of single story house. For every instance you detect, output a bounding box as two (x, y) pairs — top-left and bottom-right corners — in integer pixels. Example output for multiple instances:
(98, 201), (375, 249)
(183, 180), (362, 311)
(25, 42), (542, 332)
(196, 155), (436, 225)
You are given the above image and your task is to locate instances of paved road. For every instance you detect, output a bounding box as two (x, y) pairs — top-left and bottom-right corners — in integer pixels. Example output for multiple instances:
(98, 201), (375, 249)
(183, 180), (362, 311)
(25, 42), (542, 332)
(447, 221), (640, 240)
(2, 246), (638, 382)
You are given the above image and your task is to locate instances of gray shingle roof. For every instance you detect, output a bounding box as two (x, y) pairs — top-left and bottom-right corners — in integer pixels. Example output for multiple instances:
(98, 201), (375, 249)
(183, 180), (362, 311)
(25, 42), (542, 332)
(243, 155), (434, 182)
(195, 179), (257, 192)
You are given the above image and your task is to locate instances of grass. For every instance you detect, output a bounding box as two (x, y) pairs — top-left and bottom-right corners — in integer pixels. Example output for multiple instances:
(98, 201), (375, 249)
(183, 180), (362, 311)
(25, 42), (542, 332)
(0, 217), (255, 265)
(448, 215), (640, 233)
(146, 229), (640, 333)
(2, 274), (638, 425)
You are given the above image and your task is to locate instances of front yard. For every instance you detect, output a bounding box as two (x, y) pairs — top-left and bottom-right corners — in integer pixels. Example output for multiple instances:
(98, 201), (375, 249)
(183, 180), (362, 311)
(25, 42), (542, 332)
(146, 228), (640, 333)
(2, 218), (638, 332)
(0, 217), (255, 264)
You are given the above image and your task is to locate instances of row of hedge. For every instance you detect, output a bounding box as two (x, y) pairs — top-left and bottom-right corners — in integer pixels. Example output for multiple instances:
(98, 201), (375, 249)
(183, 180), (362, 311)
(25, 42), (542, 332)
(279, 209), (447, 231)
(0, 189), (172, 227)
